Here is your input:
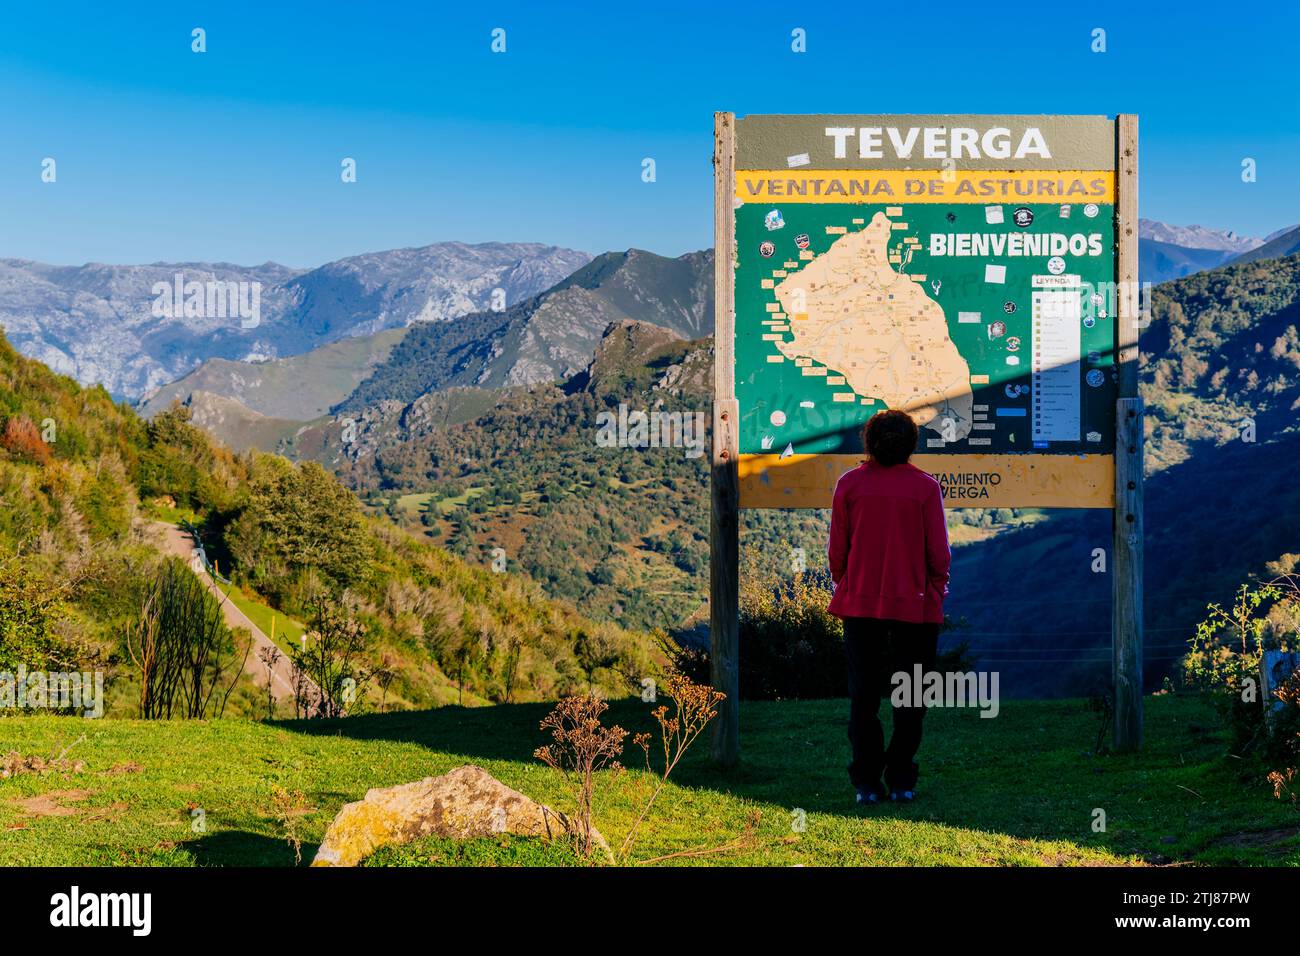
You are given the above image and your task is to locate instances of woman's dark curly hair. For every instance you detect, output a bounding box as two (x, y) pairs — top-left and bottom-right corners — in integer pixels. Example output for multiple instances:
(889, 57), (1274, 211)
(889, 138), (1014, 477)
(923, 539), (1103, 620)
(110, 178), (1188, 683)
(861, 409), (918, 466)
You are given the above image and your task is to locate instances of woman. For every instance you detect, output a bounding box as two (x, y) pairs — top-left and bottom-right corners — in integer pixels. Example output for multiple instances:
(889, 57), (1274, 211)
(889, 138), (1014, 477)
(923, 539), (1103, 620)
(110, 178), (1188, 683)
(827, 409), (950, 805)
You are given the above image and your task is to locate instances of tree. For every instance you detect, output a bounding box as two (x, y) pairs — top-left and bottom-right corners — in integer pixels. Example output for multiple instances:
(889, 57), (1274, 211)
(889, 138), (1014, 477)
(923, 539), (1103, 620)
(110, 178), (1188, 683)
(0, 562), (69, 670)
(289, 594), (371, 718)
(227, 457), (373, 598)
(134, 404), (219, 509)
(124, 557), (245, 719)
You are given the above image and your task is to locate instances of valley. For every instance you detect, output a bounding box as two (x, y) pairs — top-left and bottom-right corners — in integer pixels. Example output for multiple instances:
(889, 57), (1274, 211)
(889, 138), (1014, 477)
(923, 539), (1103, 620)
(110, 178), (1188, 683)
(4, 225), (1299, 701)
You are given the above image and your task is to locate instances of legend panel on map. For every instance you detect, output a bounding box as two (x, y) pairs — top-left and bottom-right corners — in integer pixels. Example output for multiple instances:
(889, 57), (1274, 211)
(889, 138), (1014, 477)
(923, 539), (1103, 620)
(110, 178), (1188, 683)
(1031, 284), (1082, 444)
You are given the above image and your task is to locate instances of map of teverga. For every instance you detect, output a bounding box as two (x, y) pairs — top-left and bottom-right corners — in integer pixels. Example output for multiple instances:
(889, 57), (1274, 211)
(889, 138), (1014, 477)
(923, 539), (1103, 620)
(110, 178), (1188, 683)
(734, 199), (1118, 458)
(773, 212), (974, 442)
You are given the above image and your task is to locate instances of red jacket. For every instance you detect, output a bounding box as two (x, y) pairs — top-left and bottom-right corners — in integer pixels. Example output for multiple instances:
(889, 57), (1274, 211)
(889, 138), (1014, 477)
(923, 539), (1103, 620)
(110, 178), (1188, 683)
(827, 461), (951, 624)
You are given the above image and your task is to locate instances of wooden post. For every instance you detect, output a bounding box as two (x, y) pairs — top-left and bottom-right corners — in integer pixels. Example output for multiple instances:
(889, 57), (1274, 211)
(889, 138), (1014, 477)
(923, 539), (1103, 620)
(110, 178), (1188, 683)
(1112, 114), (1143, 751)
(710, 112), (740, 766)
(1113, 396), (1143, 750)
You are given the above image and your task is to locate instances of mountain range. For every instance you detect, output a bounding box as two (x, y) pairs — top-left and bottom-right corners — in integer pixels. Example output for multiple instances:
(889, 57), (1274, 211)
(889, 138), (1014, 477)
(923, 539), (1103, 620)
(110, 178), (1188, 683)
(1138, 219), (1298, 284)
(0, 242), (590, 400)
(137, 327), (407, 423)
(127, 247), (714, 455)
(1230, 224), (1300, 266)
(1137, 220), (1264, 253)
(336, 248), (713, 411)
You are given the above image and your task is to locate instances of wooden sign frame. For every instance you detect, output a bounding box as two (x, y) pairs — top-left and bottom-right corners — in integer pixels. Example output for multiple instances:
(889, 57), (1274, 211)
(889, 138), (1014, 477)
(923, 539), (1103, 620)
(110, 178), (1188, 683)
(709, 113), (1142, 765)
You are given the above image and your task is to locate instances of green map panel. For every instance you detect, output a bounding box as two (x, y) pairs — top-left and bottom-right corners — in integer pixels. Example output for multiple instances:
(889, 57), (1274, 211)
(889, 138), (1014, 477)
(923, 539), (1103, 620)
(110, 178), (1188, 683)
(734, 201), (1117, 456)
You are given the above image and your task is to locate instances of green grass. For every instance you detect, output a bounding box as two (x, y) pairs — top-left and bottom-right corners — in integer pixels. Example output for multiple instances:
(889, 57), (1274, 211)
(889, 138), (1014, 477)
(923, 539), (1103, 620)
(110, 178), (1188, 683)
(391, 489), (487, 517)
(432, 487), (483, 514)
(213, 581), (305, 655)
(394, 491), (435, 516)
(0, 694), (1296, 867)
(144, 503), (202, 527)
(361, 833), (585, 867)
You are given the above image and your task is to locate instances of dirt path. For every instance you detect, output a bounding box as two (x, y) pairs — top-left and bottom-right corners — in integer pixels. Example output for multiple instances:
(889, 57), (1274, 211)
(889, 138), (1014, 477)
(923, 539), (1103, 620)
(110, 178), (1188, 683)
(149, 521), (320, 715)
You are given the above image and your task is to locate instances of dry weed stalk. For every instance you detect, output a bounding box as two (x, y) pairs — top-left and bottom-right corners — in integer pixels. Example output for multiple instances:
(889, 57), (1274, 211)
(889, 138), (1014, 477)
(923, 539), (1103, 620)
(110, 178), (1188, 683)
(533, 672), (725, 863)
(257, 644), (282, 719)
(534, 695), (628, 858)
(270, 786), (313, 865)
(635, 809), (762, 866)
(619, 671), (725, 861)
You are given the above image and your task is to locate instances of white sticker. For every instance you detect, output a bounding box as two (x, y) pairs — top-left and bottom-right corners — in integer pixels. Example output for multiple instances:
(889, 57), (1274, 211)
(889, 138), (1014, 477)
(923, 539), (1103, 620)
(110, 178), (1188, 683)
(984, 205), (1005, 225)
(984, 264), (1007, 284)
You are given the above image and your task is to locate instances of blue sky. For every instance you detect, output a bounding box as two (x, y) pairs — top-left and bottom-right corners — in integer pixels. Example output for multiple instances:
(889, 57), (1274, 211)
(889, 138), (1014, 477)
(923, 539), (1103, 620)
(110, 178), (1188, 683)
(0, 0), (1296, 267)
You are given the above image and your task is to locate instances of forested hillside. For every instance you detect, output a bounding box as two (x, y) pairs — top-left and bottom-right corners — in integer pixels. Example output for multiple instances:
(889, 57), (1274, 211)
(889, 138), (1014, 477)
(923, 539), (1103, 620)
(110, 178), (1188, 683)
(0, 331), (654, 715)
(1142, 252), (1300, 469)
(945, 253), (1300, 696)
(333, 322), (720, 630)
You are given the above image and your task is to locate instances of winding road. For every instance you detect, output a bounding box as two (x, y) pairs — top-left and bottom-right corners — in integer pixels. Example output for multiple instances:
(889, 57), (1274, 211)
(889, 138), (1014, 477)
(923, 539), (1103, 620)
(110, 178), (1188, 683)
(150, 521), (321, 716)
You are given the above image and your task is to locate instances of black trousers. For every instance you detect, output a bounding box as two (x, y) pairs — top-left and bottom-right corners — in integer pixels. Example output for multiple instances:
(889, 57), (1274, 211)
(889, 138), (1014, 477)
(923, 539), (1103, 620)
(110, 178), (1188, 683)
(844, 616), (940, 793)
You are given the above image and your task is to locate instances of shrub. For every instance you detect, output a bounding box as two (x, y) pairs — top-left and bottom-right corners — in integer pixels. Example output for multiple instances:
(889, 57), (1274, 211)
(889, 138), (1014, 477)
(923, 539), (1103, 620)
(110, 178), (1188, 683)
(0, 561), (68, 671)
(288, 593), (371, 718)
(534, 671), (723, 863)
(737, 569), (847, 699)
(0, 415), (51, 465)
(1268, 672), (1300, 805)
(124, 557), (245, 719)
(1184, 579), (1300, 759)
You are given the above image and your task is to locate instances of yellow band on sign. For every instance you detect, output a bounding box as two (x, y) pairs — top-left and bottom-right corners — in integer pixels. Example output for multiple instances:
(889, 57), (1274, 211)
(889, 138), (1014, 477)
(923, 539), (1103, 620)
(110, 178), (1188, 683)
(738, 453), (1115, 509)
(736, 170), (1115, 204)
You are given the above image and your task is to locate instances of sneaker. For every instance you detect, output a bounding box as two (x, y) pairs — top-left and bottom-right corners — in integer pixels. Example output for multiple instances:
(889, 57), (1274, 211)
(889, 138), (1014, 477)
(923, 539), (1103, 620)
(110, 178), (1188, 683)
(889, 789), (915, 803)
(855, 783), (885, 805)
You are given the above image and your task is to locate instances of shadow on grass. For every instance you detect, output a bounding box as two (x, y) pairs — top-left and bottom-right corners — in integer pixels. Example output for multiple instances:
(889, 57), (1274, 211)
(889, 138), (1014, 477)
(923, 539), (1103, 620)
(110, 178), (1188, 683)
(265, 695), (1295, 865)
(189, 830), (320, 868)
(272, 701), (563, 764)
(268, 697), (969, 819)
